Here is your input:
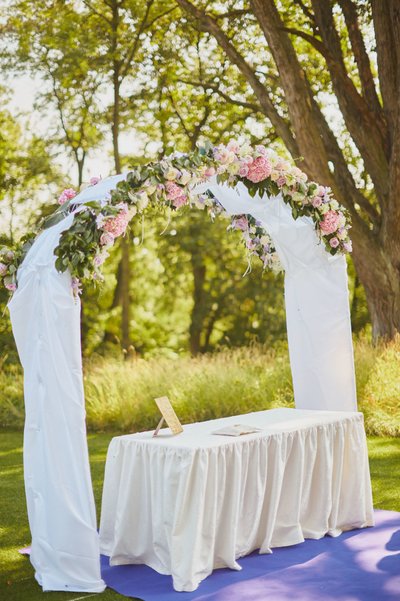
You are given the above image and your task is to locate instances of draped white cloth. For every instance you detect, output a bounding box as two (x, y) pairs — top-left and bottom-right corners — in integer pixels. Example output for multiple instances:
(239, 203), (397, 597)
(100, 408), (374, 592)
(195, 178), (357, 412)
(8, 215), (105, 593)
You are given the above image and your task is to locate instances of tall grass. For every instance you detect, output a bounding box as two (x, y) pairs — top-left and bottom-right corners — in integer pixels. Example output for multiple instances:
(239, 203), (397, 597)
(1, 337), (399, 436)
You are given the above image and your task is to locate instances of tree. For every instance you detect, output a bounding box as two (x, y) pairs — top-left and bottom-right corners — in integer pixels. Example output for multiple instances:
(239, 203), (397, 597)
(175, 0), (400, 340)
(2, 0), (104, 186)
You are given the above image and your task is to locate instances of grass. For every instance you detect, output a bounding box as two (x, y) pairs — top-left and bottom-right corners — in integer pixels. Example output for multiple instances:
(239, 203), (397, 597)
(0, 337), (398, 597)
(2, 336), (399, 436)
(0, 431), (399, 601)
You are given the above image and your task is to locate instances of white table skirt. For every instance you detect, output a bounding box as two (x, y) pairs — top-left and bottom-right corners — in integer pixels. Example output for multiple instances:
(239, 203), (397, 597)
(99, 408), (374, 592)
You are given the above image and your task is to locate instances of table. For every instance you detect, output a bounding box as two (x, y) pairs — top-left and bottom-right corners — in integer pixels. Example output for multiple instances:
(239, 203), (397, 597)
(99, 408), (374, 592)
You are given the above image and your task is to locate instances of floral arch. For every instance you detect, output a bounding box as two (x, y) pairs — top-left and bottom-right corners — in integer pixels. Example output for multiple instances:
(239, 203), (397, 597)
(0, 139), (351, 296)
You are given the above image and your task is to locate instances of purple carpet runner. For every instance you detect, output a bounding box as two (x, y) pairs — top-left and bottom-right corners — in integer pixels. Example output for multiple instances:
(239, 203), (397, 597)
(100, 510), (400, 601)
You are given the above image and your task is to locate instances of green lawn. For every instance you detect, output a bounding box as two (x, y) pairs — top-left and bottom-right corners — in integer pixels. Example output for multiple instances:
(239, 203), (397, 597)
(1, 431), (399, 601)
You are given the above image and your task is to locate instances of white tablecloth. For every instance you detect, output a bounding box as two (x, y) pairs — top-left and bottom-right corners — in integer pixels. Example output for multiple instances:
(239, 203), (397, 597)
(100, 408), (374, 592)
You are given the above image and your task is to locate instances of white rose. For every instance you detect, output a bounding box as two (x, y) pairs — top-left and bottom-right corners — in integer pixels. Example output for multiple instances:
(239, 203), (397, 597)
(165, 167), (180, 181)
(136, 192), (149, 211)
(179, 170), (192, 185)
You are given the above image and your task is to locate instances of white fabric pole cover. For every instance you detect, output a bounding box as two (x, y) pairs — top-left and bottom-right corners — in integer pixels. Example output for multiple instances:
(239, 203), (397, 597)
(8, 215), (105, 593)
(196, 179), (357, 412)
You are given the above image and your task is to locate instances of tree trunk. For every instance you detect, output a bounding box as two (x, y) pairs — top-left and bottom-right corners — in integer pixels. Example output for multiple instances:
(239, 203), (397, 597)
(189, 254), (206, 355)
(176, 0), (400, 340)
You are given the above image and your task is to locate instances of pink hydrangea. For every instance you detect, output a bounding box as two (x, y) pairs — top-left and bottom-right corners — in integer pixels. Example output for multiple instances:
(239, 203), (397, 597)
(103, 205), (130, 237)
(5, 282), (17, 292)
(172, 195), (188, 209)
(329, 237), (340, 248)
(0, 263), (8, 276)
(58, 188), (77, 205)
(100, 232), (115, 247)
(166, 181), (183, 200)
(246, 156), (272, 183)
(319, 210), (340, 235)
(165, 181), (188, 208)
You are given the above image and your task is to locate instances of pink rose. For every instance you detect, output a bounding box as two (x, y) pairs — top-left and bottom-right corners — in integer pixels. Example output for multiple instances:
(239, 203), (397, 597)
(100, 232), (115, 247)
(239, 164), (249, 177)
(58, 188), (76, 205)
(312, 196), (322, 208)
(329, 237), (340, 248)
(90, 176), (102, 186)
(204, 167), (216, 178)
(94, 254), (106, 266)
(255, 145), (267, 155)
(246, 156), (272, 183)
(5, 282), (17, 292)
(233, 216), (249, 231)
(227, 140), (240, 154)
(0, 263), (8, 276)
(317, 185), (326, 197)
(277, 175), (286, 187)
(320, 210), (340, 235)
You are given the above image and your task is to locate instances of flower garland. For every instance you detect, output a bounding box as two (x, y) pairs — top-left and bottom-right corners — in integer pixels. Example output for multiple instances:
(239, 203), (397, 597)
(0, 139), (352, 296)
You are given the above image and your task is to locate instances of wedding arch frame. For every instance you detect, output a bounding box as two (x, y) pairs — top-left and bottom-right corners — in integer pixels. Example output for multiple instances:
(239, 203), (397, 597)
(5, 139), (357, 593)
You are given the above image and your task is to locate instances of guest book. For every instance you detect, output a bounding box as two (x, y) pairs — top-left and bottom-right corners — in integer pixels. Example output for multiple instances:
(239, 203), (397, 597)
(212, 424), (262, 436)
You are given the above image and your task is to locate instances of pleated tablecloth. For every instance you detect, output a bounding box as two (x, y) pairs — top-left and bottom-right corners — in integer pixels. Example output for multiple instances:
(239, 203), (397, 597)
(99, 408), (374, 592)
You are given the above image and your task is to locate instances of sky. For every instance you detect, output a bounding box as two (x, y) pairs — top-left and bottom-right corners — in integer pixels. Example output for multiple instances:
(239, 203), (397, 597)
(6, 72), (123, 185)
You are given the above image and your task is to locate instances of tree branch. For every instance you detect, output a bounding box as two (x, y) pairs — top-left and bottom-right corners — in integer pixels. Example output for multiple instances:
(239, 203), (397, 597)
(175, 0), (299, 158)
(177, 78), (261, 112)
(82, 0), (112, 24)
(338, 0), (382, 117)
(120, 0), (154, 80)
(309, 0), (389, 201)
(213, 9), (252, 20)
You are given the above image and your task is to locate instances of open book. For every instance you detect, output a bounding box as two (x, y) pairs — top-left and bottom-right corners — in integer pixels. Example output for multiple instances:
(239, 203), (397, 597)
(212, 424), (262, 437)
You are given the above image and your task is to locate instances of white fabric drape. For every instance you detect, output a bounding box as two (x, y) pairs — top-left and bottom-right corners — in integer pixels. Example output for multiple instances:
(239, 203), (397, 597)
(196, 178), (357, 411)
(8, 215), (105, 593)
(100, 408), (374, 592)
